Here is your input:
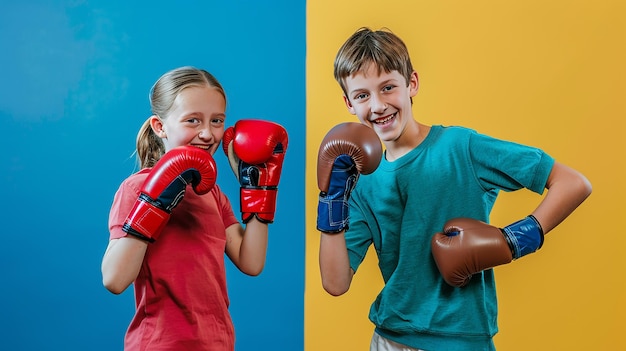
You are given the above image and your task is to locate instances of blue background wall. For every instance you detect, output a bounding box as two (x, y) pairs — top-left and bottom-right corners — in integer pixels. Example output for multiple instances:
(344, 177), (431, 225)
(0, 1), (305, 350)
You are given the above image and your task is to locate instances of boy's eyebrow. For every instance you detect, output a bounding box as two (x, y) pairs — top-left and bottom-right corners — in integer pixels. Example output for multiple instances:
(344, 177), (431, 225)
(379, 78), (399, 85)
(347, 86), (367, 96)
(348, 77), (400, 94)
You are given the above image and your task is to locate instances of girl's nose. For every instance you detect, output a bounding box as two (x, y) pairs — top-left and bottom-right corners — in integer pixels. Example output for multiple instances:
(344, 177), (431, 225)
(198, 128), (213, 141)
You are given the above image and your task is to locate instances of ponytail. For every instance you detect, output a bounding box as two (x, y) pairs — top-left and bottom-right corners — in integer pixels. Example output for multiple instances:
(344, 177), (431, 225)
(136, 118), (164, 169)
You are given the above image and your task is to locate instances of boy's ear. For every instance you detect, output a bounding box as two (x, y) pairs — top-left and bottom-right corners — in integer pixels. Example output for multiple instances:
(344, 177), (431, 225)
(343, 95), (356, 115)
(409, 71), (419, 97)
(149, 115), (167, 138)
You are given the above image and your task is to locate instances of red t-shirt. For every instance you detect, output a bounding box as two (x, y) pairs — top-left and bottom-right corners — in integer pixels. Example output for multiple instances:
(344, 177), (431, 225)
(109, 169), (240, 351)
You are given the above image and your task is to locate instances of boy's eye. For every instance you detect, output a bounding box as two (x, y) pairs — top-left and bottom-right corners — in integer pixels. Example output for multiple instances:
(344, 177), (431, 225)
(355, 92), (368, 100)
(211, 118), (225, 125)
(382, 85), (394, 92)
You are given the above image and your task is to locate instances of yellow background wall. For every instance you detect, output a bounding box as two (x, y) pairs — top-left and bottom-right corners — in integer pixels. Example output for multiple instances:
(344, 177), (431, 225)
(305, 1), (625, 350)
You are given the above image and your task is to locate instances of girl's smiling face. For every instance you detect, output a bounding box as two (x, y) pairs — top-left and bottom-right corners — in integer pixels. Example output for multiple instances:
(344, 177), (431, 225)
(151, 85), (226, 155)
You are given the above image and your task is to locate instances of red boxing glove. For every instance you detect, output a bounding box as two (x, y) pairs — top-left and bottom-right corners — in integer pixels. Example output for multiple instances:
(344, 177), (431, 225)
(123, 146), (217, 242)
(222, 119), (288, 223)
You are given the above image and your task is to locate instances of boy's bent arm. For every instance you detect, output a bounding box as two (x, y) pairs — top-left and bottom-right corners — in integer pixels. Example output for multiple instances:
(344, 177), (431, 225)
(531, 161), (592, 234)
(319, 231), (354, 296)
(430, 164), (591, 288)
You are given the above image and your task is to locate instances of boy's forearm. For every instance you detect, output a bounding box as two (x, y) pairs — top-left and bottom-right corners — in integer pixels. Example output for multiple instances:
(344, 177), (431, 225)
(319, 232), (353, 296)
(532, 162), (592, 234)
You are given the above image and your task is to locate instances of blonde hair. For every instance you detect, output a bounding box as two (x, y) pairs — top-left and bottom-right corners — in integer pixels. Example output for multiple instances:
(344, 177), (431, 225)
(334, 27), (415, 98)
(136, 66), (226, 168)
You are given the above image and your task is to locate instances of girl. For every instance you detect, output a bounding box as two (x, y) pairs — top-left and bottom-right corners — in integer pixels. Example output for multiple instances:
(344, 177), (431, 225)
(102, 66), (270, 350)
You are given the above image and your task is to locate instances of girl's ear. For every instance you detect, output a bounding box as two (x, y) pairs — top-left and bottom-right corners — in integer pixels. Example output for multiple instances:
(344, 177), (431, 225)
(149, 115), (166, 138)
(343, 95), (356, 115)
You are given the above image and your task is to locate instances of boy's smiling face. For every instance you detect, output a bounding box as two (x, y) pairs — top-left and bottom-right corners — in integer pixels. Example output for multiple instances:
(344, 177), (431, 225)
(342, 63), (419, 144)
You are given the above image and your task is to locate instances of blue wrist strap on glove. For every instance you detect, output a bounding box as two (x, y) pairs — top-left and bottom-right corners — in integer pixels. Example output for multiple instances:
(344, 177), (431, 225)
(501, 215), (544, 259)
(317, 155), (358, 233)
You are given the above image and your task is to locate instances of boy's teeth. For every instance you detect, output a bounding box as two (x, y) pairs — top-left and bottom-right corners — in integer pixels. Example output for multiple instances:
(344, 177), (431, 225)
(376, 114), (394, 123)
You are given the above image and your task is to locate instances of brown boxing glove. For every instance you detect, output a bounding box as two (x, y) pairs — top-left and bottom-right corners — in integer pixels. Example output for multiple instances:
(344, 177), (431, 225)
(316, 123), (382, 193)
(431, 218), (513, 287)
(316, 122), (382, 233)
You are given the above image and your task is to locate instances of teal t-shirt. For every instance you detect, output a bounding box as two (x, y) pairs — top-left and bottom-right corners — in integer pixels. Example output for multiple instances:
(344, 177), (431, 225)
(346, 125), (554, 351)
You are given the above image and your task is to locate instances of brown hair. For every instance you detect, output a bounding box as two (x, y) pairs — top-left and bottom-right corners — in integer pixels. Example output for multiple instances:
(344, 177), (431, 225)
(136, 66), (226, 168)
(334, 27), (415, 98)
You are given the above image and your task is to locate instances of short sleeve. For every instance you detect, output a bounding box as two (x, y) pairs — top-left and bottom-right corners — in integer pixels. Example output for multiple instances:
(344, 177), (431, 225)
(345, 190), (374, 273)
(108, 173), (145, 240)
(468, 132), (555, 195)
(214, 185), (239, 230)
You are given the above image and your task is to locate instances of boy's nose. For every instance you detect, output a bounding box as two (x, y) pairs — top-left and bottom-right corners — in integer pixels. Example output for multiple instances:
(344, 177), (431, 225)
(370, 94), (387, 113)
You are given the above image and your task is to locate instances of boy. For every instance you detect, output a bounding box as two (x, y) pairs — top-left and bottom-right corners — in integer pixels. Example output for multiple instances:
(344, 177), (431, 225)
(316, 27), (592, 351)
